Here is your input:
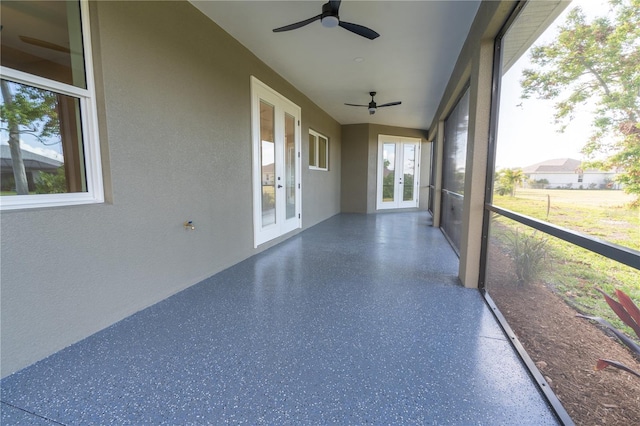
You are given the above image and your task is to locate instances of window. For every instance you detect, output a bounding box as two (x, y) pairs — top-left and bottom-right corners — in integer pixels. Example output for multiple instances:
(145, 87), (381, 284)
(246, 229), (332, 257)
(482, 1), (639, 423)
(308, 129), (328, 171)
(441, 87), (470, 254)
(428, 135), (437, 215)
(0, 0), (103, 210)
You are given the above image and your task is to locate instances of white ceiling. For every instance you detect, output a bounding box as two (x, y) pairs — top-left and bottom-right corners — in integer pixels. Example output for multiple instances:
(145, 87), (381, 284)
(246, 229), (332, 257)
(191, 1), (481, 131)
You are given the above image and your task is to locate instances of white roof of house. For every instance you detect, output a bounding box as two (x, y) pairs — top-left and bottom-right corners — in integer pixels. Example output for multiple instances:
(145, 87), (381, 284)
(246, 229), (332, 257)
(523, 158), (582, 174)
(0, 145), (63, 172)
(522, 158), (618, 174)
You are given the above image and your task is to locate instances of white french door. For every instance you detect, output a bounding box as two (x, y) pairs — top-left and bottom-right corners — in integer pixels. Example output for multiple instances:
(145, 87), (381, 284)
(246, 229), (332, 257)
(377, 135), (421, 210)
(251, 77), (301, 246)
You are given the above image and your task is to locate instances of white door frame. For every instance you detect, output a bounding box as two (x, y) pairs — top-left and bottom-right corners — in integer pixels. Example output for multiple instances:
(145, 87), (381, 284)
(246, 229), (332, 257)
(251, 77), (301, 247)
(376, 135), (421, 210)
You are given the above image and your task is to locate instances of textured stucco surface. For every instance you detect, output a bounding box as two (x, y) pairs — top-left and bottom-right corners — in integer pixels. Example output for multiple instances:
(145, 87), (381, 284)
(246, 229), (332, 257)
(0, 0), (341, 377)
(341, 124), (427, 214)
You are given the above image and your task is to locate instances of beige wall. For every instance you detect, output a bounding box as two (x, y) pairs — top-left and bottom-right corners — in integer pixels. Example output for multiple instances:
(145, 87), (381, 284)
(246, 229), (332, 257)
(429, 0), (517, 287)
(341, 124), (369, 213)
(366, 125), (428, 213)
(341, 124), (428, 214)
(0, 1), (342, 377)
(1, 0), (523, 377)
(418, 141), (432, 211)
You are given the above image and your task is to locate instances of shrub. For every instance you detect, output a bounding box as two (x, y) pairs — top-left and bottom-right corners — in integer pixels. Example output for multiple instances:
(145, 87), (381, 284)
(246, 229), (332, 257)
(35, 166), (67, 194)
(530, 178), (549, 189)
(495, 182), (512, 196)
(507, 228), (548, 285)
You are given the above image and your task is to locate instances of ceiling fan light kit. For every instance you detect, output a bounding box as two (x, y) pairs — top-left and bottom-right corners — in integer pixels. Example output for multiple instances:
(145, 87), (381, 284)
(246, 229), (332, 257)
(273, 0), (379, 40)
(345, 92), (402, 116)
(321, 15), (339, 28)
(272, 2), (399, 116)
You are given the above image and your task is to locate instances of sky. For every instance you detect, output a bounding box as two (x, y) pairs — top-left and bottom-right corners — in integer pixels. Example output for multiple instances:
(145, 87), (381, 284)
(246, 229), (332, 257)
(0, 132), (64, 162)
(0, 80), (64, 162)
(495, 0), (614, 170)
(1, 0), (616, 169)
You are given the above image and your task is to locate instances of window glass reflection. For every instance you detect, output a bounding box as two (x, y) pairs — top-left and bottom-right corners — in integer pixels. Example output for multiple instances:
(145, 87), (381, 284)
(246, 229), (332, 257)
(1, 80), (86, 195)
(1, 1), (86, 88)
(260, 101), (275, 227)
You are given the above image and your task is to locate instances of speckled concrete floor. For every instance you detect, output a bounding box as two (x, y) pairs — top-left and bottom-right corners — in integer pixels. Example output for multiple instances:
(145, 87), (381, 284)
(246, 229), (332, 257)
(1, 212), (560, 425)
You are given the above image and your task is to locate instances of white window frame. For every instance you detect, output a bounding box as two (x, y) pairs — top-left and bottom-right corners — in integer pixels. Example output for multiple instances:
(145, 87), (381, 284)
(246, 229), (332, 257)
(376, 135), (421, 210)
(0, 0), (103, 211)
(308, 129), (329, 171)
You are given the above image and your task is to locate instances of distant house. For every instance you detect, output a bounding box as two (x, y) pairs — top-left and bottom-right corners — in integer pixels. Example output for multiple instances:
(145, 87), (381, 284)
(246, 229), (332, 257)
(522, 158), (621, 190)
(261, 162), (274, 185)
(0, 145), (63, 192)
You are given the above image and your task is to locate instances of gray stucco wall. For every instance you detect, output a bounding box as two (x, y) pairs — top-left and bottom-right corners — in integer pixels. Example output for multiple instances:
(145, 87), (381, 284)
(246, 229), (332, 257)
(340, 124), (369, 213)
(429, 1), (516, 287)
(366, 125), (428, 214)
(341, 124), (427, 214)
(0, 0), (341, 377)
(419, 141), (432, 211)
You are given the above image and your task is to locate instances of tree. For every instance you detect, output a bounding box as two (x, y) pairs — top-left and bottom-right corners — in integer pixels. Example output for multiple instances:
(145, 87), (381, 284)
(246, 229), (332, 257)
(496, 168), (524, 197)
(520, 0), (640, 205)
(36, 166), (67, 194)
(382, 159), (394, 200)
(0, 80), (59, 195)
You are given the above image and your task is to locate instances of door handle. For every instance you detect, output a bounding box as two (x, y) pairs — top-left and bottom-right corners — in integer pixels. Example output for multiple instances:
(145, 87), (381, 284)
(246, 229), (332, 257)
(277, 185), (283, 188)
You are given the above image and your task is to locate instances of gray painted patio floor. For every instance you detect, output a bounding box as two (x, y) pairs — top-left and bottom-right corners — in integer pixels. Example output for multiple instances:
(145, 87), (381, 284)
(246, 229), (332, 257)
(1, 212), (559, 425)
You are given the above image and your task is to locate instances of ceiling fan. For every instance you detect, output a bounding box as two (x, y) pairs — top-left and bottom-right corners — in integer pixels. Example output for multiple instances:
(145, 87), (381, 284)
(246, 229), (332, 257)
(0, 26), (70, 53)
(272, 0), (380, 40)
(345, 92), (402, 115)
(19, 36), (70, 53)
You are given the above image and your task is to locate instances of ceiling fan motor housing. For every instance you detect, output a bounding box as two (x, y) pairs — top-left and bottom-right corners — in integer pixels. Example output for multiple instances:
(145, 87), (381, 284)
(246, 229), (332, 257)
(272, 0), (379, 40)
(344, 91), (400, 115)
(321, 2), (340, 27)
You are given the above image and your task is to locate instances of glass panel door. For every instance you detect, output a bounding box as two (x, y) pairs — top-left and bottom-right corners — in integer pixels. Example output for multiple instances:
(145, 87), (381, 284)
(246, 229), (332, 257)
(402, 144), (416, 202)
(382, 143), (396, 203)
(251, 77), (301, 246)
(377, 136), (420, 210)
(285, 113), (296, 220)
(260, 101), (276, 228)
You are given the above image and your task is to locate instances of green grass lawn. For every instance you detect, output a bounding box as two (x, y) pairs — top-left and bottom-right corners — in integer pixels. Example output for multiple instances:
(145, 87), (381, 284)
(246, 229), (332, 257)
(1, 191), (37, 195)
(489, 189), (639, 340)
(494, 189), (639, 250)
